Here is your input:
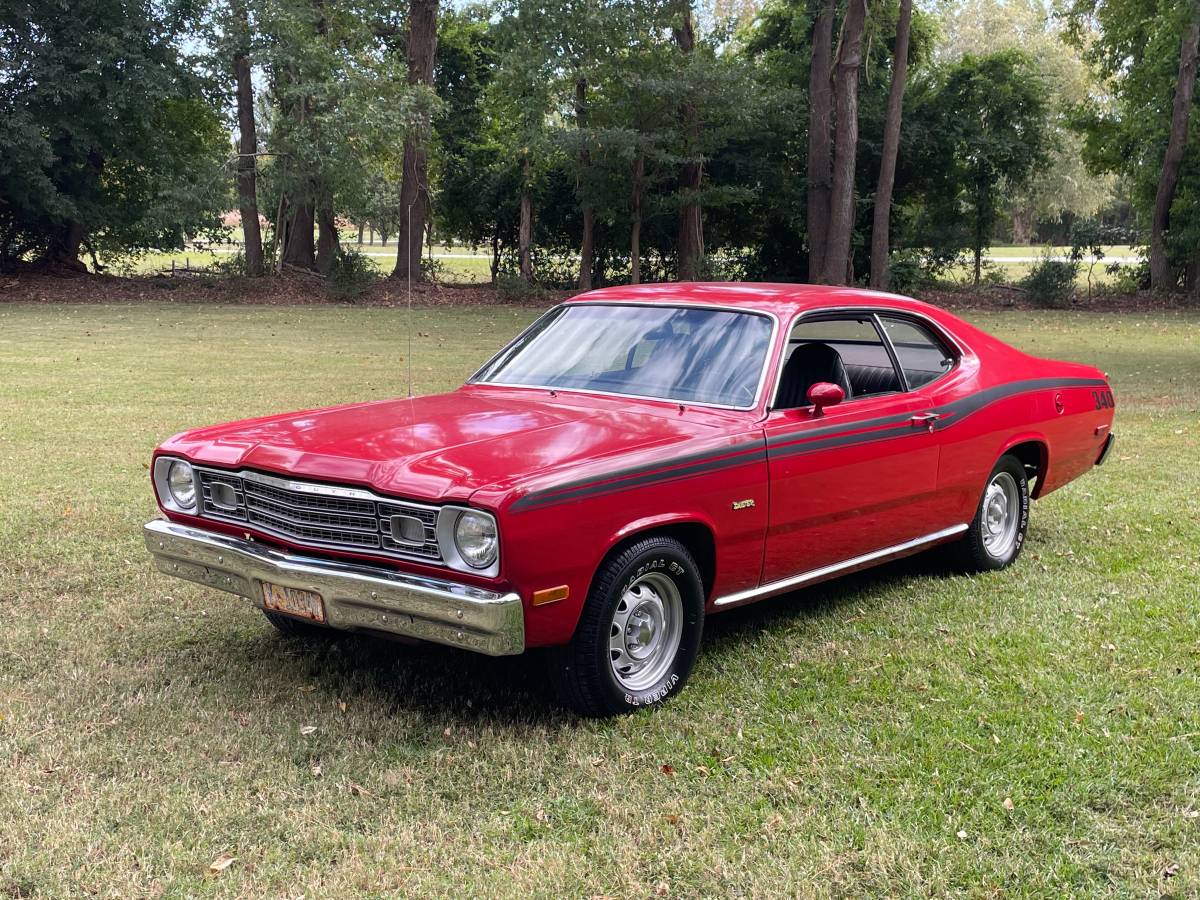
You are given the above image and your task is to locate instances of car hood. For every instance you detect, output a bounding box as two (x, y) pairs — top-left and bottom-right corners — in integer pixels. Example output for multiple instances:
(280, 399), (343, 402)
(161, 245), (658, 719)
(159, 386), (726, 503)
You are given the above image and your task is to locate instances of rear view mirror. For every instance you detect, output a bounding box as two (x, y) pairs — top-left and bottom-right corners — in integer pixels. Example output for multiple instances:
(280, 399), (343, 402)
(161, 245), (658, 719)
(806, 382), (845, 416)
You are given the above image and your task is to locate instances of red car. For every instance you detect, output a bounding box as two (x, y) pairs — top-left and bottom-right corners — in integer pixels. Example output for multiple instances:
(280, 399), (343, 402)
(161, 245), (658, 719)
(145, 284), (1116, 715)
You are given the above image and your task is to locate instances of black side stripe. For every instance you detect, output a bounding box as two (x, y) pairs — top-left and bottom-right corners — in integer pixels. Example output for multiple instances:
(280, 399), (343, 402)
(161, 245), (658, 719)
(510, 446), (767, 512)
(510, 377), (1109, 512)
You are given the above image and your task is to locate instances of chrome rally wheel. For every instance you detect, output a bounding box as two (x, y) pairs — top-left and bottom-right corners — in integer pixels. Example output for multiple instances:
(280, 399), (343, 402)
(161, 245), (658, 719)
(953, 453), (1031, 573)
(980, 470), (1021, 560)
(609, 571), (684, 692)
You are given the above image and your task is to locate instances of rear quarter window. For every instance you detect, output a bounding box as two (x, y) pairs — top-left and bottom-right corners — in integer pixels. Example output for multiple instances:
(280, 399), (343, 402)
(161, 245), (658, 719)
(879, 316), (955, 389)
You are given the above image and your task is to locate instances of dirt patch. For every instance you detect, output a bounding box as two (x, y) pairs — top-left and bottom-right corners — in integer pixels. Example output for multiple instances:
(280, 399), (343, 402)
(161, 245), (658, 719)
(1, 270), (1194, 312)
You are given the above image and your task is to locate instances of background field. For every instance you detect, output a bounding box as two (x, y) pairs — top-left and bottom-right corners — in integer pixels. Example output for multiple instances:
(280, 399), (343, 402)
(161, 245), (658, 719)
(1, 302), (1197, 896)
(116, 244), (1139, 289)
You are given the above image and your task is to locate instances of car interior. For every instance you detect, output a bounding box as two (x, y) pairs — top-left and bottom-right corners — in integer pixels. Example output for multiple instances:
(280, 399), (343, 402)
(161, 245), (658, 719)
(774, 314), (954, 409)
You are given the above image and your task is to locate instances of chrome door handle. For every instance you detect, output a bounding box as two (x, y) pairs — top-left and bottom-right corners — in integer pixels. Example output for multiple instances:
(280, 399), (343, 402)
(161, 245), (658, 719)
(910, 413), (941, 431)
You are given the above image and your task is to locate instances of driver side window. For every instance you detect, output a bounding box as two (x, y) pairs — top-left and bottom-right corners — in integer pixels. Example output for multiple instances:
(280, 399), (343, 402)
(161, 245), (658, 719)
(778, 316), (902, 407)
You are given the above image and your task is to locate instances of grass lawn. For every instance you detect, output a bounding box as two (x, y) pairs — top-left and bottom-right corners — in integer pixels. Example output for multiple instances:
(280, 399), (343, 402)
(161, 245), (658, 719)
(1, 302), (1197, 896)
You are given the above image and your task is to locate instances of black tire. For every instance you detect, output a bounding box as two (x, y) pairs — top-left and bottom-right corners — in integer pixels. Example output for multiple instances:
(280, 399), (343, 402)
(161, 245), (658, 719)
(549, 535), (705, 717)
(952, 453), (1030, 573)
(262, 609), (334, 639)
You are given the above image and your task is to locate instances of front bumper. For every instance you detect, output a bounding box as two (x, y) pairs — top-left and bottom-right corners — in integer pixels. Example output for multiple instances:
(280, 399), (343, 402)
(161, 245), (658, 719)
(144, 519), (524, 655)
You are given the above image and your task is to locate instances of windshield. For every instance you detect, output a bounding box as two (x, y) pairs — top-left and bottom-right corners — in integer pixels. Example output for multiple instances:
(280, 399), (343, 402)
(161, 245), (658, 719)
(472, 303), (774, 408)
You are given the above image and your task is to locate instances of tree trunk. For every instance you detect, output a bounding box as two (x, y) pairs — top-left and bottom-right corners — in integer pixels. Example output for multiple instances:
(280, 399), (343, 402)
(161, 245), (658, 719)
(392, 0), (440, 282)
(39, 220), (89, 272)
(674, 4), (704, 281)
(316, 199), (338, 274)
(869, 0), (911, 291)
(519, 157), (533, 282)
(576, 75), (594, 291)
(807, 0), (835, 282)
(630, 153), (644, 285)
(357, 223), (364, 244)
(1151, 20), (1200, 292)
(232, 2), (264, 276)
(491, 231), (500, 285)
(821, 0), (868, 285)
(281, 197), (316, 269)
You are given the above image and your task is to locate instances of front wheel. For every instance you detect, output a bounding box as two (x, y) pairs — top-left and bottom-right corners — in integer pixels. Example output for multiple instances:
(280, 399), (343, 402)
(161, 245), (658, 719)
(952, 453), (1030, 572)
(549, 535), (705, 717)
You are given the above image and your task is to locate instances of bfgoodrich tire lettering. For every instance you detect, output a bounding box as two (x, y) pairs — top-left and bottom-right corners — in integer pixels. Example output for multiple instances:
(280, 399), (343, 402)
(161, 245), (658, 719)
(953, 453), (1031, 572)
(549, 535), (705, 717)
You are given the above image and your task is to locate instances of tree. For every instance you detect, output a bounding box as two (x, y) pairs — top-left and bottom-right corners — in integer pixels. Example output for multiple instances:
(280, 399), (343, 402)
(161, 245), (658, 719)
(674, 2), (705, 281)
(0, 0), (228, 271)
(869, 0), (912, 289)
(392, 0), (440, 282)
(1065, 0), (1200, 289)
(906, 51), (1050, 285)
(936, 0), (1116, 243)
(807, 0), (835, 281)
(1151, 20), (1200, 290)
(820, 0), (868, 284)
(230, 0), (265, 275)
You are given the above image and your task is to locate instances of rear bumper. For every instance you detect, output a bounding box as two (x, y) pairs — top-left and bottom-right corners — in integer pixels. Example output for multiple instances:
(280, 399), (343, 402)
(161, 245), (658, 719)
(143, 519), (524, 656)
(1096, 432), (1116, 466)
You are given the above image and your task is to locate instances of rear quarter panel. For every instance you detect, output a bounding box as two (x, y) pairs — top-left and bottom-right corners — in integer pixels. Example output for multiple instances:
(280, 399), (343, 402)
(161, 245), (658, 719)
(923, 310), (1114, 520)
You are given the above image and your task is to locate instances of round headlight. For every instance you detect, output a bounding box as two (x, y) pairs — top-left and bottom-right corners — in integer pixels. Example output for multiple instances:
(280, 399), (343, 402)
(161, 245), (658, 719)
(454, 510), (497, 569)
(167, 460), (196, 509)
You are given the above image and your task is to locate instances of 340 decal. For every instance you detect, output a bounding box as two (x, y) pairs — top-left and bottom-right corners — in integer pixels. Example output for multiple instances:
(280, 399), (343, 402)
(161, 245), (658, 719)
(1092, 389), (1115, 410)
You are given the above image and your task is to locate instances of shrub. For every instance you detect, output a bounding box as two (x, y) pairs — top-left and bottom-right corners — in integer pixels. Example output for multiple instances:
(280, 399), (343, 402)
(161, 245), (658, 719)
(885, 250), (928, 293)
(1020, 251), (1078, 307)
(495, 273), (551, 303)
(326, 247), (379, 299)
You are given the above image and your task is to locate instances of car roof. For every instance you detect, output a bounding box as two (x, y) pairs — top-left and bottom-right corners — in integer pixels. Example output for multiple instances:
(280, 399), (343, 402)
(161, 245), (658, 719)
(566, 282), (944, 321)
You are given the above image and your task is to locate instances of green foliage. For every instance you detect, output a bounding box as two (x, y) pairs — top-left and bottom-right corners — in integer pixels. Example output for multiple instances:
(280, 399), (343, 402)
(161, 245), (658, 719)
(1064, 0), (1198, 277)
(904, 50), (1051, 280)
(1020, 251), (1078, 307)
(0, 0), (230, 269)
(325, 246), (379, 298)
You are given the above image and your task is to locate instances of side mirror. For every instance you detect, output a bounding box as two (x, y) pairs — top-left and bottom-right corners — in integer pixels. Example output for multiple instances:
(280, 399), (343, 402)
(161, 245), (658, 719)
(806, 382), (845, 416)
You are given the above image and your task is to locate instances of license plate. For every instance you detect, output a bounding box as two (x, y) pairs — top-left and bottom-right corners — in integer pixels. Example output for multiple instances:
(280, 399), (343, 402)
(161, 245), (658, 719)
(261, 582), (326, 623)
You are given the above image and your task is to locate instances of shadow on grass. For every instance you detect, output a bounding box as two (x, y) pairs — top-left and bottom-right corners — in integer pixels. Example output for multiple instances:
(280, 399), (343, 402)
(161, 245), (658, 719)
(192, 549), (965, 728)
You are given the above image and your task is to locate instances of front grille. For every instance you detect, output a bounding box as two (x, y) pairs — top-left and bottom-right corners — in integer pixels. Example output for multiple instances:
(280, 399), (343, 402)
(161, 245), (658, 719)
(195, 467), (443, 564)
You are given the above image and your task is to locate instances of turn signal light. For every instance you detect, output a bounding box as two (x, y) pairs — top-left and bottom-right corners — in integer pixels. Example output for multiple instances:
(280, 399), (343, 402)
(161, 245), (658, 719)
(532, 585), (570, 606)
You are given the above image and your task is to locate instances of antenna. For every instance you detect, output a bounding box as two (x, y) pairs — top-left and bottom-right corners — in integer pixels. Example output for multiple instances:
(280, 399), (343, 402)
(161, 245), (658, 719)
(406, 198), (414, 400)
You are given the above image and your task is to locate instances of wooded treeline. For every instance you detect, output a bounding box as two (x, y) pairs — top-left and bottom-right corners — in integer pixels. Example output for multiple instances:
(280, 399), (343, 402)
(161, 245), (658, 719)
(2, 0), (1199, 293)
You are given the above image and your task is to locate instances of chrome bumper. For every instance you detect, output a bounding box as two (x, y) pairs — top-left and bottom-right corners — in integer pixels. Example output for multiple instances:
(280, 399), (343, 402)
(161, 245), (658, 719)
(143, 519), (524, 656)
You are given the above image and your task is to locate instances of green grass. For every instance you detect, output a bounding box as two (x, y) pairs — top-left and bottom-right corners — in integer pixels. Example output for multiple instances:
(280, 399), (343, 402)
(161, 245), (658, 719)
(1, 302), (1197, 896)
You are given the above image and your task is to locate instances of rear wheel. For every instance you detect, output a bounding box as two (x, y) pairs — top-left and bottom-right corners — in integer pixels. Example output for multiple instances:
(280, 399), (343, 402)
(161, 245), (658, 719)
(952, 454), (1030, 572)
(262, 610), (334, 639)
(549, 535), (705, 717)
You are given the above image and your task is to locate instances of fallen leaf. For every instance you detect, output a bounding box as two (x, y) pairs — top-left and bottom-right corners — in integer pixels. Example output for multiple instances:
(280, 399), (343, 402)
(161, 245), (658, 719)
(206, 853), (236, 877)
(300, 725), (317, 735)
(1002, 797), (1014, 811)
(349, 782), (372, 797)
(660, 764), (675, 776)
(1163, 863), (1180, 879)
(299, 685), (316, 693)
(311, 763), (322, 778)
(535, 808), (548, 822)
(665, 814), (681, 825)
(338, 700), (347, 713)
(956, 830), (968, 840)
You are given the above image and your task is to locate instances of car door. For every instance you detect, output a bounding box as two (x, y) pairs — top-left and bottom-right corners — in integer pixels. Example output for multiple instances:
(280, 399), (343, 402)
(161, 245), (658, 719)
(759, 313), (946, 585)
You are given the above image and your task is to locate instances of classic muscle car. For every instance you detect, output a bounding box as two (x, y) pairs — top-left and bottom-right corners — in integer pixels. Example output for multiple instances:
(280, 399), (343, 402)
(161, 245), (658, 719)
(145, 283), (1116, 715)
